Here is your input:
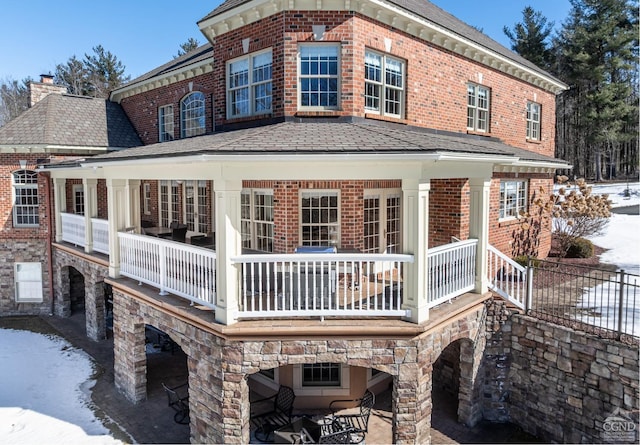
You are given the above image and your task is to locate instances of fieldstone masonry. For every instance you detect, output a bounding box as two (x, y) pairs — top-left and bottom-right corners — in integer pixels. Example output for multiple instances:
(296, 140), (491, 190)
(53, 247), (109, 340)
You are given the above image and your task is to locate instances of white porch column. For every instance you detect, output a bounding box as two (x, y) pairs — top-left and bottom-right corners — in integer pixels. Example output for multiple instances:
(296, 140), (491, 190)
(402, 179), (430, 324)
(107, 179), (128, 278)
(214, 180), (242, 325)
(126, 180), (141, 232)
(53, 177), (66, 243)
(83, 178), (98, 253)
(469, 178), (492, 293)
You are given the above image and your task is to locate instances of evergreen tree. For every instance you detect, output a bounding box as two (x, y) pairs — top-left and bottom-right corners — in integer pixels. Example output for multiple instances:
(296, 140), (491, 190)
(54, 56), (89, 96)
(175, 38), (201, 58)
(84, 45), (130, 98)
(0, 77), (31, 127)
(553, 0), (638, 180)
(503, 6), (555, 69)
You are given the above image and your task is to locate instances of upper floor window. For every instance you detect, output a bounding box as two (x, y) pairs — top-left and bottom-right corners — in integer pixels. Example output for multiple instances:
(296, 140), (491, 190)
(299, 45), (339, 109)
(241, 189), (274, 252)
(227, 50), (272, 118)
(467, 83), (490, 132)
(364, 51), (405, 118)
(181, 92), (206, 138)
(13, 170), (39, 227)
(499, 180), (528, 219)
(159, 104), (174, 142)
(300, 190), (339, 246)
(526, 102), (541, 141)
(143, 183), (152, 215)
(73, 184), (84, 215)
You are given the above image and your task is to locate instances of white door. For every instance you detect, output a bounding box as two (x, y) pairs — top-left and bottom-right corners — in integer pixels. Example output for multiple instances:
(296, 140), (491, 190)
(363, 190), (401, 278)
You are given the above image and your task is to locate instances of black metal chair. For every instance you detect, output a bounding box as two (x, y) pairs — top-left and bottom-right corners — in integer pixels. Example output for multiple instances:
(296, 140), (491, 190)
(158, 221), (179, 239)
(162, 382), (190, 425)
(250, 385), (296, 442)
(298, 419), (354, 444)
(172, 224), (188, 242)
(327, 389), (375, 443)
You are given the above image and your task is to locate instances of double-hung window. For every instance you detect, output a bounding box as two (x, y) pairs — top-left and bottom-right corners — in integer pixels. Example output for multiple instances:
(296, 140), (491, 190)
(499, 180), (528, 219)
(15, 262), (43, 303)
(241, 189), (274, 252)
(467, 83), (490, 132)
(526, 102), (541, 141)
(13, 170), (39, 227)
(73, 184), (84, 215)
(300, 191), (339, 246)
(364, 51), (405, 118)
(299, 45), (339, 108)
(181, 92), (206, 138)
(159, 104), (174, 142)
(227, 50), (272, 118)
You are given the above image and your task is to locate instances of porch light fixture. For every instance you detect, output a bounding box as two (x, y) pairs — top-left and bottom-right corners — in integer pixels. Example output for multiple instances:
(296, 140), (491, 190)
(19, 160), (27, 169)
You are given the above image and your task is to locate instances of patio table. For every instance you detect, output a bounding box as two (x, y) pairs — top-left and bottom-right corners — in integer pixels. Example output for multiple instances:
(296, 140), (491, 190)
(273, 417), (321, 444)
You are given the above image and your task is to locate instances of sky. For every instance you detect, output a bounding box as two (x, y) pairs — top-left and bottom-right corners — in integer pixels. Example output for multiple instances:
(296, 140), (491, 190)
(0, 0), (571, 82)
(0, 183), (637, 443)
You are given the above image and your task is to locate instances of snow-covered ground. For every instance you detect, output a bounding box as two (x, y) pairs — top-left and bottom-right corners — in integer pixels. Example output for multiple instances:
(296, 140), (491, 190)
(0, 329), (122, 445)
(0, 181), (637, 444)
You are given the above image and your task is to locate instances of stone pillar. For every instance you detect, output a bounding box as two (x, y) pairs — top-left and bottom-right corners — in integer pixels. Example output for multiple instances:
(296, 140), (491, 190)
(469, 178), (491, 293)
(213, 180), (242, 325)
(84, 280), (106, 341)
(402, 179), (430, 324)
(106, 179), (128, 278)
(457, 335), (485, 427)
(112, 290), (147, 403)
(395, 362), (431, 444)
(53, 177), (66, 243)
(83, 178), (98, 253)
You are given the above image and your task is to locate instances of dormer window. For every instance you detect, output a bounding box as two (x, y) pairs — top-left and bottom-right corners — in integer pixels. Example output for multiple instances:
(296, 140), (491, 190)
(467, 83), (490, 132)
(364, 50), (405, 118)
(181, 92), (206, 138)
(298, 44), (339, 109)
(227, 50), (272, 118)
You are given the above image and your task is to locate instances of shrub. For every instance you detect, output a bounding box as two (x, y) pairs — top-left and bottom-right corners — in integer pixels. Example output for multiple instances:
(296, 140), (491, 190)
(565, 237), (594, 258)
(513, 255), (541, 268)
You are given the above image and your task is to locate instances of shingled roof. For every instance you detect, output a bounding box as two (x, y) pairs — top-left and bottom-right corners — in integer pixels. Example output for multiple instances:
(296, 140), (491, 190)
(79, 119), (567, 167)
(0, 94), (141, 150)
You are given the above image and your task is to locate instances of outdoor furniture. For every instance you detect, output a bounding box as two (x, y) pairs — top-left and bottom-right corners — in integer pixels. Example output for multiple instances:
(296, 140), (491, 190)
(250, 385), (296, 442)
(158, 221), (180, 239)
(296, 418), (354, 444)
(191, 234), (215, 249)
(162, 382), (190, 425)
(327, 389), (375, 443)
(273, 417), (321, 444)
(172, 224), (188, 242)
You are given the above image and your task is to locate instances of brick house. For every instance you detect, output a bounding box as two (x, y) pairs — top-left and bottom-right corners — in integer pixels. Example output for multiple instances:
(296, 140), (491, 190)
(2, 0), (571, 443)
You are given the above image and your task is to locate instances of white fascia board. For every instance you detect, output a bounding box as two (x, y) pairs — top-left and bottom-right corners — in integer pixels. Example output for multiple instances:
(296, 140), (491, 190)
(496, 160), (572, 170)
(0, 144), (108, 154)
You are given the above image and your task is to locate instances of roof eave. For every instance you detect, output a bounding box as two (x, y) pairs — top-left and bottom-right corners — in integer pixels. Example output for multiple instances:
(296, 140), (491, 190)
(198, 0), (567, 94)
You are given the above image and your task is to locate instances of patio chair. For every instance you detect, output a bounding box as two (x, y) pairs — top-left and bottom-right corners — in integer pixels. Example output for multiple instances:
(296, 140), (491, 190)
(162, 382), (190, 425)
(327, 389), (375, 443)
(250, 385), (296, 442)
(172, 224), (188, 242)
(297, 418), (354, 444)
(158, 221), (179, 239)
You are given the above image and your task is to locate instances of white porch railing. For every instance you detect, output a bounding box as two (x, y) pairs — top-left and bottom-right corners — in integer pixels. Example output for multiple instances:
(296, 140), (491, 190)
(427, 239), (478, 308)
(487, 245), (526, 309)
(60, 213), (85, 246)
(231, 253), (414, 319)
(92, 218), (109, 254)
(118, 232), (217, 309)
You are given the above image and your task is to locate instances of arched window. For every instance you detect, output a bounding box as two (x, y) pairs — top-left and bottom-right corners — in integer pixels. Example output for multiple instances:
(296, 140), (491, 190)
(13, 169), (39, 226)
(180, 91), (206, 138)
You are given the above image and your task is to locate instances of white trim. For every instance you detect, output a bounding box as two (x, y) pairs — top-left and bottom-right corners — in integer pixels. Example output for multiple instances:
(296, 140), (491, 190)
(292, 363), (351, 396)
(299, 189), (341, 247)
(226, 49), (273, 118)
(14, 262), (44, 303)
(298, 43), (341, 110)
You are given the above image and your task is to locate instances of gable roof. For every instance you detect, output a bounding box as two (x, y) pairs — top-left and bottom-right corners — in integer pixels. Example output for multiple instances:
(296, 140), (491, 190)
(74, 119), (568, 169)
(0, 94), (141, 152)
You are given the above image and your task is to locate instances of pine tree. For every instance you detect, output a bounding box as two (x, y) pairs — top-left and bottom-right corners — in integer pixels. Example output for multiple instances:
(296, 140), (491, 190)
(0, 77), (31, 127)
(84, 45), (130, 98)
(553, 0), (638, 180)
(503, 6), (555, 70)
(55, 56), (89, 96)
(175, 38), (201, 58)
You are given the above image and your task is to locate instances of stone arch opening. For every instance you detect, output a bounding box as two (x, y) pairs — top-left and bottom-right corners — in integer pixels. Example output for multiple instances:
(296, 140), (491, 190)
(144, 324), (189, 395)
(68, 266), (85, 314)
(432, 339), (466, 424)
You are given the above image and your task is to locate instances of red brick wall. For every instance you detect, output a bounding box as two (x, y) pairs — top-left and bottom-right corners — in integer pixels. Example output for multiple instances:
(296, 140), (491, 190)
(429, 179), (470, 247)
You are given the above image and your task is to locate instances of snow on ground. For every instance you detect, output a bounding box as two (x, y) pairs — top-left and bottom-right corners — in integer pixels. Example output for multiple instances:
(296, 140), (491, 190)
(0, 328), (121, 445)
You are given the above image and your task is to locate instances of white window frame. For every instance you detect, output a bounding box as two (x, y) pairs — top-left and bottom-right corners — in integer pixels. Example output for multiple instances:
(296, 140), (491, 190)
(526, 101), (541, 141)
(499, 180), (528, 220)
(72, 184), (84, 215)
(12, 169), (39, 227)
(467, 83), (490, 132)
(143, 183), (152, 215)
(241, 189), (274, 252)
(159, 180), (181, 227)
(226, 49), (272, 118)
(363, 189), (402, 254)
(159, 104), (174, 142)
(299, 190), (340, 247)
(364, 50), (405, 118)
(15, 262), (43, 303)
(180, 92), (206, 138)
(298, 44), (340, 110)
(183, 180), (210, 233)
(292, 363), (350, 396)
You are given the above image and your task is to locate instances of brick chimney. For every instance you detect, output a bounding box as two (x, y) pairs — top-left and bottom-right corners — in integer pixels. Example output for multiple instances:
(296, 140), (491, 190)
(28, 74), (67, 107)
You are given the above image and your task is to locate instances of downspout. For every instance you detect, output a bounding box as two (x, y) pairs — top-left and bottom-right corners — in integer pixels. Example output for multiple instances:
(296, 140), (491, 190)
(43, 171), (55, 316)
